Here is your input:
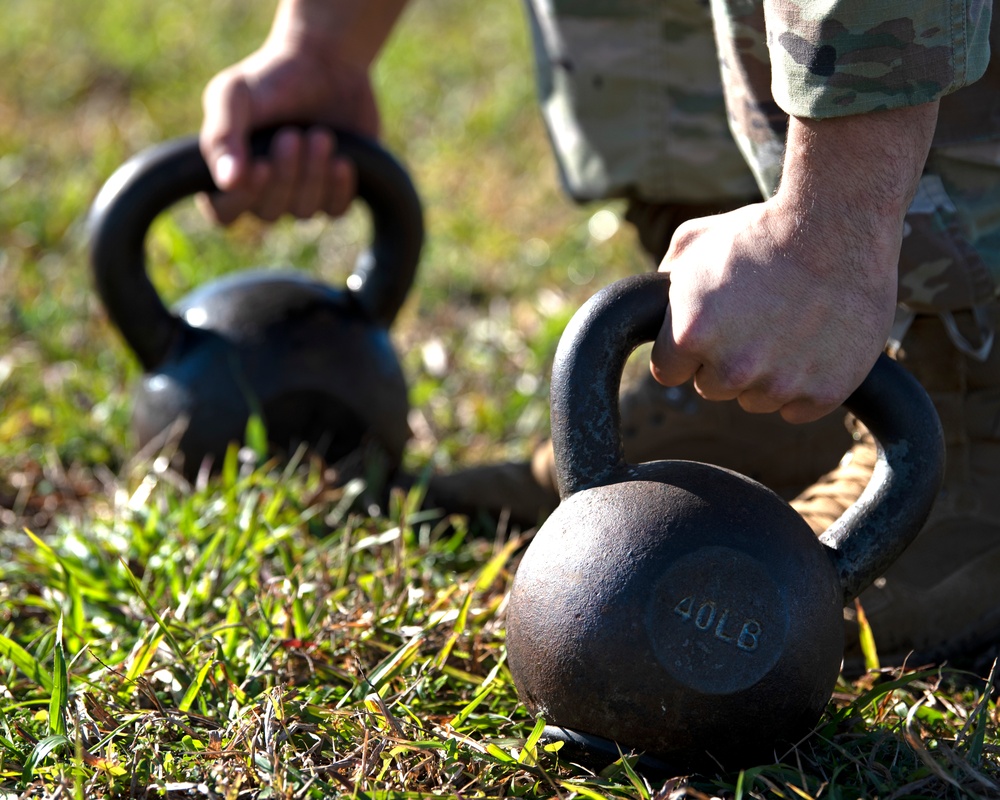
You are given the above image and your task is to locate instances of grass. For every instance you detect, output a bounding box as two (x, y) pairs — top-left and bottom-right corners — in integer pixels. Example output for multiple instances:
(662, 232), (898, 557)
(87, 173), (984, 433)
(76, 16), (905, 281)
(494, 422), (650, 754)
(1, 0), (999, 797)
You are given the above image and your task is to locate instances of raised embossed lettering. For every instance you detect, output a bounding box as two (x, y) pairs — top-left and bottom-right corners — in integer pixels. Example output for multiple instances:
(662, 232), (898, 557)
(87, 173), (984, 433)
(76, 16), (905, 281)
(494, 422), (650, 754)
(694, 601), (716, 631)
(714, 609), (734, 642)
(738, 620), (762, 652)
(672, 595), (762, 652)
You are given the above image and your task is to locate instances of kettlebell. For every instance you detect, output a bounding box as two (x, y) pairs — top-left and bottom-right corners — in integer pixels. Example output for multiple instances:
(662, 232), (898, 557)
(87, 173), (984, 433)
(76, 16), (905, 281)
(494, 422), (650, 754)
(89, 126), (423, 477)
(506, 272), (945, 772)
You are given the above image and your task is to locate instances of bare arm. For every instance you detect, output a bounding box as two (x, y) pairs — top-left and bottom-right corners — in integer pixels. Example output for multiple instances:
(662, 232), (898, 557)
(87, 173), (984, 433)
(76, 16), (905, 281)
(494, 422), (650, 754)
(198, 0), (410, 223)
(267, 0), (410, 67)
(650, 100), (940, 423)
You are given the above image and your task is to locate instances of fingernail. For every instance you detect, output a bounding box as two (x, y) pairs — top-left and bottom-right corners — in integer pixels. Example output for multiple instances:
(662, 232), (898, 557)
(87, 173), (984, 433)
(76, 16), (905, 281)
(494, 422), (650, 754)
(215, 154), (237, 188)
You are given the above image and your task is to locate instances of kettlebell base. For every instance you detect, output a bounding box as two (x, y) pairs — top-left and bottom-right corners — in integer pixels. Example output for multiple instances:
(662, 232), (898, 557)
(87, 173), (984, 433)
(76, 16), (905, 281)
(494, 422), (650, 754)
(540, 725), (678, 778)
(540, 722), (794, 778)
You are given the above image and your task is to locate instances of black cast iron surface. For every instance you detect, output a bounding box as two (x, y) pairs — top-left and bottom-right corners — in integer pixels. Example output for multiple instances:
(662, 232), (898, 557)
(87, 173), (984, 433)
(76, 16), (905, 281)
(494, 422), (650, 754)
(88, 126), (424, 475)
(506, 271), (945, 771)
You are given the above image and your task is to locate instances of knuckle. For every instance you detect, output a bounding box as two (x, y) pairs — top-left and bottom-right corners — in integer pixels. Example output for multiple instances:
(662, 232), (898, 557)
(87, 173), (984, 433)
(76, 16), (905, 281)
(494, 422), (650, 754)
(714, 354), (758, 391)
(666, 220), (701, 257)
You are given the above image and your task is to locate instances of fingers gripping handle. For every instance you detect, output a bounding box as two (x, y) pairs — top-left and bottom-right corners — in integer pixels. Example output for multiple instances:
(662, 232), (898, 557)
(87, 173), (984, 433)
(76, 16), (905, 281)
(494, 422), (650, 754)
(246, 128), (424, 327)
(88, 127), (424, 370)
(549, 271), (945, 602)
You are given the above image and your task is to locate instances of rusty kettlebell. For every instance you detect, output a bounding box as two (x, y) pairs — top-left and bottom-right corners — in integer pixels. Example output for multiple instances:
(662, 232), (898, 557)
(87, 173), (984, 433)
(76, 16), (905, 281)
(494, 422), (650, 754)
(89, 127), (423, 477)
(506, 272), (945, 772)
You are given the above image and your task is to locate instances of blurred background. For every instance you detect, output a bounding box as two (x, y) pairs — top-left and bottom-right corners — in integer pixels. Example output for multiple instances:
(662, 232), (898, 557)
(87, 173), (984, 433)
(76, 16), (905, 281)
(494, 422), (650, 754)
(0, 0), (646, 528)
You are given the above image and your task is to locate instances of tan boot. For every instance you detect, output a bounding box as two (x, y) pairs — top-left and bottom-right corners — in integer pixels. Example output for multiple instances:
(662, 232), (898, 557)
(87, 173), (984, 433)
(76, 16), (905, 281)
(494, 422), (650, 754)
(617, 371), (853, 500)
(792, 307), (1000, 669)
(422, 444), (560, 528)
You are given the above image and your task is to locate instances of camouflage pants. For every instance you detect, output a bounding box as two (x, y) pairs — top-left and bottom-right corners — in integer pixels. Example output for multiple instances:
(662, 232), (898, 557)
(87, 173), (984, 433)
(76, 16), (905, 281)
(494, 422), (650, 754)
(525, 0), (1000, 339)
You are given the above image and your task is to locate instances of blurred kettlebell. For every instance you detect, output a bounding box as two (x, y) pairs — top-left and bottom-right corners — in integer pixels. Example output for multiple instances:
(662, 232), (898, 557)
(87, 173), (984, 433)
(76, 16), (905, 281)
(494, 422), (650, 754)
(89, 126), (423, 477)
(506, 272), (945, 772)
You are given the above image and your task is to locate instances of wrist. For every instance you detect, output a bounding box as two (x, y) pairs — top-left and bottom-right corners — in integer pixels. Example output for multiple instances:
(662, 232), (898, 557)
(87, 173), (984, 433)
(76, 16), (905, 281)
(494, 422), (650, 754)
(770, 103), (939, 277)
(269, 0), (407, 69)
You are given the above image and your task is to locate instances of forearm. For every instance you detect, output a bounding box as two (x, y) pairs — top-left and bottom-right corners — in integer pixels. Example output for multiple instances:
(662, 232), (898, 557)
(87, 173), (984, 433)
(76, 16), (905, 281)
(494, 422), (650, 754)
(771, 100), (940, 282)
(268, 0), (410, 67)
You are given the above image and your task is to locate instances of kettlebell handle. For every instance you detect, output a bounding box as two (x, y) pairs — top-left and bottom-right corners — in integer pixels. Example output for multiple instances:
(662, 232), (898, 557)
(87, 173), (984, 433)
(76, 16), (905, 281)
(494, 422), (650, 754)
(89, 126), (424, 370)
(550, 271), (945, 604)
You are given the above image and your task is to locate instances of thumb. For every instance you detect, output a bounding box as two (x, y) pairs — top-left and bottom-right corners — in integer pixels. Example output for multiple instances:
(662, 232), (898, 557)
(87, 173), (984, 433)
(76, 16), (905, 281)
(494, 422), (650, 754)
(649, 304), (701, 387)
(200, 72), (255, 191)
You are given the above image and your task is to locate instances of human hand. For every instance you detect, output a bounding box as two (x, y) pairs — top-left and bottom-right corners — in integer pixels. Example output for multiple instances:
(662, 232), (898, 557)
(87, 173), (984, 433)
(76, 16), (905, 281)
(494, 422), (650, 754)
(649, 102), (941, 424)
(198, 41), (380, 224)
(649, 200), (897, 424)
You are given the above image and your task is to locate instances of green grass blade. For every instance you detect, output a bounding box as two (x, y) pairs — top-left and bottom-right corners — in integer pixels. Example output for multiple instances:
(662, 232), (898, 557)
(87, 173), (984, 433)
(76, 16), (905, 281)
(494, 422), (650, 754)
(451, 657), (505, 728)
(474, 534), (523, 594)
(484, 743), (518, 765)
(0, 704), (18, 750)
(735, 769), (747, 800)
(23, 528), (87, 648)
(340, 634), (425, 706)
(178, 658), (213, 714)
(619, 754), (650, 799)
(854, 598), (880, 672)
(47, 616), (68, 737)
(222, 597), (244, 662)
(123, 630), (166, 689)
(244, 413), (269, 461)
(961, 658), (998, 765)
(558, 781), (614, 800)
(518, 716), (546, 765)
(22, 734), (69, 787)
(119, 557), (193, 678)
(0, 633), (53, 692)
(834, 668), (941, 722)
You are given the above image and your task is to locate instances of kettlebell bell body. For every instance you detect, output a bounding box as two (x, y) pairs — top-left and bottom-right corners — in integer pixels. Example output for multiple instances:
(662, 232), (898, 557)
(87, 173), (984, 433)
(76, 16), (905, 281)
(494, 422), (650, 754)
(506, 272), (945, 771)
(509, 464), (844, 769)
(90, 128), (423, 476)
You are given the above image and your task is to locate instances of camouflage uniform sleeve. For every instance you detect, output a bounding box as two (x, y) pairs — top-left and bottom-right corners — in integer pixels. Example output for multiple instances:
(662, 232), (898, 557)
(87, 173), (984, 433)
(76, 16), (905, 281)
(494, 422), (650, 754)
(766, 0), (993, 118)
